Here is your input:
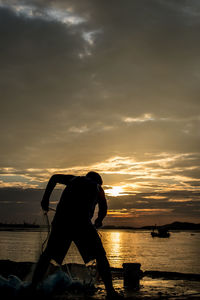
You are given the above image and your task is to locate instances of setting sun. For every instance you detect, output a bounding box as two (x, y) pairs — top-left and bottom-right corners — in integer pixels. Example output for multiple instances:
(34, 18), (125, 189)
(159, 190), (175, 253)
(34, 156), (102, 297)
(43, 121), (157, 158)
(106, 186), (124, 197)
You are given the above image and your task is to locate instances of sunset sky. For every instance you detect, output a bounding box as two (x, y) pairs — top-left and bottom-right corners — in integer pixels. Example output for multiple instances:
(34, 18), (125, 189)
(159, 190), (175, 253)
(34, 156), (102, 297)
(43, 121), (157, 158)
(0, 0), (200, 226)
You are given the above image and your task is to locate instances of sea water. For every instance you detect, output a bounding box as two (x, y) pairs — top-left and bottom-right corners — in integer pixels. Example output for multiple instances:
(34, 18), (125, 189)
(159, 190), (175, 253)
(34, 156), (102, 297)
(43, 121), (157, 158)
(0, 229), (200, 274)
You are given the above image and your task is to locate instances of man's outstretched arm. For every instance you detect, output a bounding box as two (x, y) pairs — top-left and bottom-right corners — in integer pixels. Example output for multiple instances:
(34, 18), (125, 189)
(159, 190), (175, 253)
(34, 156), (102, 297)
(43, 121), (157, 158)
(95, 186), (108, 228)
(41, 174), (75, 211)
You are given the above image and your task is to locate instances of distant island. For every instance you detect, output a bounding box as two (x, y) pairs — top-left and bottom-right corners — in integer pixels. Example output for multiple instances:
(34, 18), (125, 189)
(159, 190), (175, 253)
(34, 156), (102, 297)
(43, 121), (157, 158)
(102, 221), (200, 231)
(0, 221), (200, 231)
(0, 222), (40, 230)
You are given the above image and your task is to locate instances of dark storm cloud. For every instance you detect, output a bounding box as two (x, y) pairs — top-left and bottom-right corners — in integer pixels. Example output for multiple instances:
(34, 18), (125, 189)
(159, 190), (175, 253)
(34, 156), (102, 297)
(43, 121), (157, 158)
(76, 0), (200, 116)
(0, 0), (200, 168)
(0, 1), (106, 165)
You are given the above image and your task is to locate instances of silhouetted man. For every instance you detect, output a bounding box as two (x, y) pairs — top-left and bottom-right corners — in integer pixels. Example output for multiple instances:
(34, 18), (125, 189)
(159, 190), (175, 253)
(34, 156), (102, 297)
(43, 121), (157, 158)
(32, 171), (122, 299)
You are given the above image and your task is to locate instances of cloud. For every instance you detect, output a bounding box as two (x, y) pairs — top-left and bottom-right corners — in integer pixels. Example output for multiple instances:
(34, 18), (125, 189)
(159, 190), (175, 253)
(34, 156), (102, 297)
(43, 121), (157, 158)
(1, 153), (200, 193)
(1, 185), (199, 225)
(0, 1), (86, 25)
(0, 187), (62, 223)
(106, 190), (200, 226)
(123, 114), (155, 123)
(1, 0), (200, 169)
(0, 0), (200, 225)
(68, 125), (89, 134)
(168, 199), (192, 203)
(1, 152), (200, 224)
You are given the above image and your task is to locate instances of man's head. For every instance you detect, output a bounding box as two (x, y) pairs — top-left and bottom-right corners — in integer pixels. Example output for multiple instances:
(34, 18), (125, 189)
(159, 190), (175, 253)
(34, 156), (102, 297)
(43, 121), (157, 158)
(86, 171), (103, 185)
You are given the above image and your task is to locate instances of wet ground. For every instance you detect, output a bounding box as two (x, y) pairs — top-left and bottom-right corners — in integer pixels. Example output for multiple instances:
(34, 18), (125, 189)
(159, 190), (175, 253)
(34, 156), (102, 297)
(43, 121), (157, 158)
(67, 276), (200, 299)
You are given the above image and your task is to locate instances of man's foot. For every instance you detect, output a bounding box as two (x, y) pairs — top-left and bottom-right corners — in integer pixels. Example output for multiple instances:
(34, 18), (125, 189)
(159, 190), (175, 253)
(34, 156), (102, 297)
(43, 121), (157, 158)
(106, 289), (124, 299)
(18, 283), (38, 299)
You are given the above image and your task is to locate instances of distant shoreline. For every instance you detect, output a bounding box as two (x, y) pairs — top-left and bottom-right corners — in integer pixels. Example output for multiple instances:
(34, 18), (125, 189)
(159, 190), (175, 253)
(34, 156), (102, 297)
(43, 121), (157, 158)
(102, 221), (200, 231)
(0, 221), (200, 231)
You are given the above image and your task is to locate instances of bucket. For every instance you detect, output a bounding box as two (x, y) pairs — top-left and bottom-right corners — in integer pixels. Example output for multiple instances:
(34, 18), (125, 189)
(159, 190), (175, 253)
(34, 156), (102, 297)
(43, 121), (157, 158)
(123, 263), (141, 290)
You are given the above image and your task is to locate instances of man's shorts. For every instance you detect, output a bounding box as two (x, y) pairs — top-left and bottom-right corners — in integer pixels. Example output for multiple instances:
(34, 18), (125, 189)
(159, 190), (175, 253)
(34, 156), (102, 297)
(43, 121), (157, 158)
(44, 221), (106, 265)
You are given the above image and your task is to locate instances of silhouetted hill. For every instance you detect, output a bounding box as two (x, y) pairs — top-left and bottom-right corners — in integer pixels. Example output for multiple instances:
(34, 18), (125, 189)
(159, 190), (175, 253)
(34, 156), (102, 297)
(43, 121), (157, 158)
(103, 222), (200, 231)
(140, 222), (200, 231)
(162, 221), (200, 230)
(0, 222), (40, 230)
(0, 221), (200, 231)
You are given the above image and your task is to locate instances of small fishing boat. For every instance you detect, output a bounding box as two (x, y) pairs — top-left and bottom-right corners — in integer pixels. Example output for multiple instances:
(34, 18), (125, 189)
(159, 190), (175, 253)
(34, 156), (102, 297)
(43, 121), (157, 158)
(151, 228), (170, 238)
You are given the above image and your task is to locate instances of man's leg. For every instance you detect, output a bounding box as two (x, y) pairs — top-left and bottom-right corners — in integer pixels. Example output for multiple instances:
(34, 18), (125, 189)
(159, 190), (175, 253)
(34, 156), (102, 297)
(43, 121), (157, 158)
(75, 223), (123, 298)
(96, 253), (114, 292)
(31, 248), (51, 287)
(96, 253), (123, 298)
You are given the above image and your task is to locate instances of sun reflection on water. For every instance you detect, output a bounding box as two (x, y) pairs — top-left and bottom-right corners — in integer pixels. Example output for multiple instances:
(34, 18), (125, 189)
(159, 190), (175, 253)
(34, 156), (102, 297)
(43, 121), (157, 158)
(101, 230), (145, 268)
(109, 231), (121, 256)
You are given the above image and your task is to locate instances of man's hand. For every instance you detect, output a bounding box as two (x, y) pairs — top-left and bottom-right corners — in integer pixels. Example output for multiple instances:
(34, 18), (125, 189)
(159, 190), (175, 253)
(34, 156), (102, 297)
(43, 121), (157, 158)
(94, 218), (103, 229)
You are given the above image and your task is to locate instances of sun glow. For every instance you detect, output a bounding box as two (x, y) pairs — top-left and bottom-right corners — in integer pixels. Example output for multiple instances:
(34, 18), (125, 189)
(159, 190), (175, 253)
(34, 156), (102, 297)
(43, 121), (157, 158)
(106, 186), (124, 197)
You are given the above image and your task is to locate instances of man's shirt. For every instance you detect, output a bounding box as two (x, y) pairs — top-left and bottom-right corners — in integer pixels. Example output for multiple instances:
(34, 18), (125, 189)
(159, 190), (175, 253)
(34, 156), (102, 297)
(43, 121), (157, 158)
(41, 175), (107, 227)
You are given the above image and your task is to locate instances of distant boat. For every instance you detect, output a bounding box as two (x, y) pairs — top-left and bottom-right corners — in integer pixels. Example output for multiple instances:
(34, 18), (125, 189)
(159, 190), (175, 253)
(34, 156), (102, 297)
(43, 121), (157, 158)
(151, 227), (170, 238)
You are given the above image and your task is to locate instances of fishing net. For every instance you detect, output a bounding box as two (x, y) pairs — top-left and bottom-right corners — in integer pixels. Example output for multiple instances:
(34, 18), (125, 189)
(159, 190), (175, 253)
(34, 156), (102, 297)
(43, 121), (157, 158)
(37, 209), (98, 287)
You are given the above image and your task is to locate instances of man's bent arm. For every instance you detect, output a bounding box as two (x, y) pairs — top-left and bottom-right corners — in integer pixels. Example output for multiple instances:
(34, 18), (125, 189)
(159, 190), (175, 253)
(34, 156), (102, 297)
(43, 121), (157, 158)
(41, 174), (75, 211)
(95, 186), (108, 227)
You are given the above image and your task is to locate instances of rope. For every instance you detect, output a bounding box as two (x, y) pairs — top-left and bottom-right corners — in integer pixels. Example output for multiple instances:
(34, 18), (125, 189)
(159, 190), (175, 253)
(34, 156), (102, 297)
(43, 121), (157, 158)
(97, 229), (102, 238)
(40, 208), (73, 280)
(49, 207), (56, 212)
(41, 207), (56, 253)
(41, 211), (51, 253)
